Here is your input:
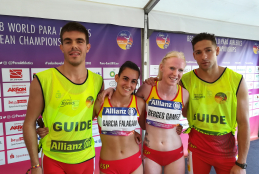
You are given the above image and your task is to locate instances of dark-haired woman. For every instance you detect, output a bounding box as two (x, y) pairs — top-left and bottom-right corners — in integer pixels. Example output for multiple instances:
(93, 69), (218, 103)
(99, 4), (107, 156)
(93, 61), (145, 174)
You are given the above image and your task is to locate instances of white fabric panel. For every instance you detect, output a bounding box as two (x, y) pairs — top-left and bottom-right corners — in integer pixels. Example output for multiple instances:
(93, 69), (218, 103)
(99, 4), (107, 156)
(149, 11), (259, 41)
(0, 0), (144, 28)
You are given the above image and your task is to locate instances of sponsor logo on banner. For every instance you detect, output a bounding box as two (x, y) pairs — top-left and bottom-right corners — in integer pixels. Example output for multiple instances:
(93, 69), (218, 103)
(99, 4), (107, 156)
(0, 123), (3, 136)
(117, 30), (133, 50)
(103, 68), (119, 79)
(7, 148), (30, 164)
(0, 152), (5, 165)
(10, 69), (23, 78)
(104, 80), (117, 90)
(150, 65), (159, 76)
(6, 134), (25, 149)
(246, 66), (255, 73)
(5, 120), (24, 135)
(253, 43), (259, 54)
(3, 83), (30, 97)
(4, 97), (29, 112)
(87, 68), (102, 76)
(236, 66), (246, 74)
(156, 32), (170, 49)
(2, 68), (30, 82)
(0, 137), (4, 151)
(30, 68), (48, 80)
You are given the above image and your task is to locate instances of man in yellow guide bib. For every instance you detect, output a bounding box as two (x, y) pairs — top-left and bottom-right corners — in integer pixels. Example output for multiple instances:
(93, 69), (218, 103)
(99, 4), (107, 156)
(23, 22), (103, 174)
(180, 33), (250, 174)
(146, 33), (250, 174)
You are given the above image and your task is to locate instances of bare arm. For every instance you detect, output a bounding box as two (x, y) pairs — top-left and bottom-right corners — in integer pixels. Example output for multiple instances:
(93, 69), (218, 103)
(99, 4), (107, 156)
(236, 79), (250, 163)
(93, 98), (102, 120)
(97, 87), (114, 105)
(135, 83), (152, 100)
(181, 87), (189, 118)
(23, 78), (44, 173)
(230, 78), (250, 174)
(136, 96), (146, 130)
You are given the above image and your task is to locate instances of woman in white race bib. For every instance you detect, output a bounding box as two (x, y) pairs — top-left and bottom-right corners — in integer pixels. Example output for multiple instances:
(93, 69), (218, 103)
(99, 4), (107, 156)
(93, 61), (146, 174)
(136, 51), (189, 174)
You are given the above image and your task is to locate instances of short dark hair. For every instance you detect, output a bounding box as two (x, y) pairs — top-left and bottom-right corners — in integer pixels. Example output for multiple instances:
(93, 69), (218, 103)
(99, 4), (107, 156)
(118, 61), (140, 78)
(60, 22), (89, 44)
(191, 32), (217, 50)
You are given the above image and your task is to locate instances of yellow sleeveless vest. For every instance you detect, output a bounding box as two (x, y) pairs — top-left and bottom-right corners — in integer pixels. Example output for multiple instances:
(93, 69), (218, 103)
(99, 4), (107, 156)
(181, 68), (242, 135)
(146, 82), (184, 129)
(97, 95), (140, 136)
(36, 68), (103, 164)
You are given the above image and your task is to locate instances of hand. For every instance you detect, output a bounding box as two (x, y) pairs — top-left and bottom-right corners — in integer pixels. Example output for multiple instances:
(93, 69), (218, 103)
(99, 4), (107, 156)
(134, 131), (142, 145)
(144, 77), (158, 86)
(36, 127), (49, 138)
(97, 87), (114, 105)
(230, 164), (246, 174)
(176, 124), (183, 135)
(36, 117), (44, 128)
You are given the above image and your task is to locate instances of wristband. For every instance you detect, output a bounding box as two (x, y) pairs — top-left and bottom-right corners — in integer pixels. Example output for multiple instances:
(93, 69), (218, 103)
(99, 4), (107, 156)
(26, 164), (41, 174)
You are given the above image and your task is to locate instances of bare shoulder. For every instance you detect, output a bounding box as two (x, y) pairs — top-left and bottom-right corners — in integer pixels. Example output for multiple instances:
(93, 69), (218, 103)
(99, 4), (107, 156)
(136, 96), (145, 105)
(30, 77), (43, 96)
(25, 77), (44, 121)
(237, 78), (249, 101)
(136, 83), (152, 100)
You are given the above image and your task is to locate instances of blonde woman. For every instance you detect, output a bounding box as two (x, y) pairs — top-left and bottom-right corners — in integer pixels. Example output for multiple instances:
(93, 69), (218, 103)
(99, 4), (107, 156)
(137, 51), (189, 174)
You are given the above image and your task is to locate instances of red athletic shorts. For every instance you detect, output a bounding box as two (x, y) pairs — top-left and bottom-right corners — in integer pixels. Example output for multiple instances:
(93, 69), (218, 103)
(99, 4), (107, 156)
(43, 154), (94, 174)
(143, 144), (184, 166)
(187, 149), (236, 174)
(99, 151), (142, 174)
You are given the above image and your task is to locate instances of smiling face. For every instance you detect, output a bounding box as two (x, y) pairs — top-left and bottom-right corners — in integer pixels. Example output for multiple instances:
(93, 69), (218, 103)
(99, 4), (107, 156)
(160, 57), (185, 86)
(60, 31), (91, 66)
(193, 40), (219, 71)
(115, 67), (139, 97)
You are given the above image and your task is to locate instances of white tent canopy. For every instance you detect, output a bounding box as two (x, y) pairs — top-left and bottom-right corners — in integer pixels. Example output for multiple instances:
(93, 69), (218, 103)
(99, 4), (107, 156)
(1, 0), (259, 40)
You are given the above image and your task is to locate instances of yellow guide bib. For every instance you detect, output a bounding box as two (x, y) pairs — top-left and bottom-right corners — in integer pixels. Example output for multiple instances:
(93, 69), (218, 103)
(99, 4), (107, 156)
(181, 68), (242, 135)
(36, 68), (103, 164)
